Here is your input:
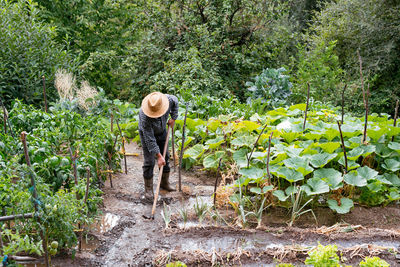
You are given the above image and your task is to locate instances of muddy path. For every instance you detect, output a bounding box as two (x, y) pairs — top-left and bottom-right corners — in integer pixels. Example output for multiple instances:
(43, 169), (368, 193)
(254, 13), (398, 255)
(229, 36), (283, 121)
(51, 142), (400, 267)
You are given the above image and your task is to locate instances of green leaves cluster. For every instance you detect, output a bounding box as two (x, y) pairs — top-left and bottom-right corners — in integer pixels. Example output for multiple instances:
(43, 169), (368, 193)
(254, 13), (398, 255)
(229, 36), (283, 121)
(172, 103), (400, 214)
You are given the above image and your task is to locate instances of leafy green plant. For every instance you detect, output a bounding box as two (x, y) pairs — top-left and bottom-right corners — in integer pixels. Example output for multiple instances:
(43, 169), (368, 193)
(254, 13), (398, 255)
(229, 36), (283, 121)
(193, 198), (209, 225)
(161, 202), (171, 229)
(166, 261), (187, 267)
(305, 243), (341, 267)
(177, 205), (189, 228)
(246, 67), (292, 109)
(359, 256), (389, 267)
(288, 186), (317, 227)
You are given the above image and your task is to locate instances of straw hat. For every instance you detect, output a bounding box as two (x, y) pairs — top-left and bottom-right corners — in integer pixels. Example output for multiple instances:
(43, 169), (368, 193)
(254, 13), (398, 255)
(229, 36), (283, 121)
(141, 92), (169, 118)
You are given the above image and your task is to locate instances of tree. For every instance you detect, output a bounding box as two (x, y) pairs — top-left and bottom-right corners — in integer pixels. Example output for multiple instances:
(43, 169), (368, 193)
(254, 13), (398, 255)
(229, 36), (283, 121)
(0, 0), (74, 106)
(308, 0), (400, 113)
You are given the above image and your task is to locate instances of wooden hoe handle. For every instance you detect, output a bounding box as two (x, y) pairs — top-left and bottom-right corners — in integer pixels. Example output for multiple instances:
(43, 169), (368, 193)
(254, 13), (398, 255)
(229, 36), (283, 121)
(151, 125), (171, 216)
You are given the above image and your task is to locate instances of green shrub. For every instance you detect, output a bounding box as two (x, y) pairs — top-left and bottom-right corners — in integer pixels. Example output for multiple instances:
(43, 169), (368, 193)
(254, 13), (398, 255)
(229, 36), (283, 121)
(0, 0), (75, 107)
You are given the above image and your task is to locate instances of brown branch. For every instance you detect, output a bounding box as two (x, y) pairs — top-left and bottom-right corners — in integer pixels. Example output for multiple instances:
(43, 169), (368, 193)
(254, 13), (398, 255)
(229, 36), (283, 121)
(247, 123), (269, 168)
(178, 102), (189, 192)
(363, 82), (369, 143)
(0, 213), (34, 222)
(303, 83), (310, 131)
(341, 84), (347, 124)
(357, 50), (366, 109)
(337, 121), (348, 174)
(266, 131), (273, 184)
(392, 99), (399, 142)
(213, 158), (223, 207)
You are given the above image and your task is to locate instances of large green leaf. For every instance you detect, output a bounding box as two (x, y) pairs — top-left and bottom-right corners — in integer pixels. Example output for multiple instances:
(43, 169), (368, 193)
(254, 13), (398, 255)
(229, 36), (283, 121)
(203, 151), (225, 169)
(235, 121), (261, 133)
(233, 148), (248, 168)
(231, 135), (257, 147)
(357, 166), (378, 181)
(375, 144), (395, 158)
(302, 178), (330, 196)
(347, 147), (364, 160)
(276, 167), (304, 182)
(327, 198), (353, 214)
(338, 157), (360, 170)
(367, 127), (386, 141)
(382, 159), (400, 172)
(283, 157), (313, 176)
(318, 142), (341, 154)
(239, 167), (264, 179)
(344, 171), (367, 187)
(280, 131), (299, 143)
(388, 142), (400, 154)
(205, 136), (225, 149)
(323, 128), (339, 141)
(313, 168), (343, 190)
(309, 153), (337, 168)
(183, 144), (207, 159)
(273, 190), (289, 201)
(383, 173), (400, 186)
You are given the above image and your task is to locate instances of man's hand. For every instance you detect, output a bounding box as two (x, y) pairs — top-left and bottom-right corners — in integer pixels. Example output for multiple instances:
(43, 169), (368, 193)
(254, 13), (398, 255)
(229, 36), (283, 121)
(156, 153), (166, 168)
(168, 119), (175, 127)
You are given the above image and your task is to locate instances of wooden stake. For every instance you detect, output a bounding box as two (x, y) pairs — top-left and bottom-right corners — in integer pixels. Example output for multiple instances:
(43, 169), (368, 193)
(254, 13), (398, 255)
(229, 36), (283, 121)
(392, 99), (399, 142)
(21, 132), (49, 267)
(247, 123), (268, 168)
(69, 146), (79, 187)
(266, 131), (273, 184)
(178, 103), (188, 192)
(213, 158), (223, 207)
(0, 213), (34, 222)
(363, 83), (370, 143)
(110, 113), (114, 133)
(42, 76), (48, 113)
(84, 167), (90, 204)
(303, 83), (310, 131)
(115, 118), (127, 174)
(341, 84), (347, 124)
(171, 126), (176, 172)
(337, 122), (348, 174)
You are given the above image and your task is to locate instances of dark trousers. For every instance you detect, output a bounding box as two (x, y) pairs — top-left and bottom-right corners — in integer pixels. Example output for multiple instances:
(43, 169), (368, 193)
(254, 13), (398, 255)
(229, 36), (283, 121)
(139, 130), (170, 180)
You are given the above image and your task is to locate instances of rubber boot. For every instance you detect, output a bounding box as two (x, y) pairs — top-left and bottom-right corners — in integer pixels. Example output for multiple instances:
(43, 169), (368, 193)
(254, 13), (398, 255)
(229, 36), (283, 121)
(160, 172), (175, 192)
(144, 177), (154, 200)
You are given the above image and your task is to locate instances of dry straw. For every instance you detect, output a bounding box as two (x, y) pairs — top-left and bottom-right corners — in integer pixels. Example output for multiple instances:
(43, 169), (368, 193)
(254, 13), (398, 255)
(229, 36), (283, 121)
(54, 69), (98, 110)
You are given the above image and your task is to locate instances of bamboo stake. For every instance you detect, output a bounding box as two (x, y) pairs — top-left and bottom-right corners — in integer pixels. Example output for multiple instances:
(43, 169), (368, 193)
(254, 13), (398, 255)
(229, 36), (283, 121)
(42, 76), (48, 113)
(178, 103), (188, 192)
(21, 132), (49, 267)
(266, 131), (273, 184)
(247, 123), (268, 168)
(0, 213), (34, 222)
(115, 118), (127, 174)
(392, 99), (399, 142)
(84, 167), (90, 204)
(303, 83), (310, 131)
(110, 113), (114, 133)
(0, 230), (3, 255)
(213, 158), (223, 207)
(358, 51), (369, 143)
(341, 84), (347, 124)
(171, 126), (176, 172)
(108, 134), (119, 188)
(363, 83), (370, 144)
(69, 146), (79, 187)
(0, 97), (14, 138)
(337, 122), (348, 174)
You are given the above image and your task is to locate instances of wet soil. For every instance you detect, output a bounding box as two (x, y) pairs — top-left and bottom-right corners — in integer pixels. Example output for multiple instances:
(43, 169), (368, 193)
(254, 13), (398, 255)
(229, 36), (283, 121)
(41, 142), (400, 266)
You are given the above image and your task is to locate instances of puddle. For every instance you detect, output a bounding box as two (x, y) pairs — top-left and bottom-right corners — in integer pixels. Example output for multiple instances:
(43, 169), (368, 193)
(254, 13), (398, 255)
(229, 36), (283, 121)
(92, 213), (120, 233)
(174, 235), (400, 253)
